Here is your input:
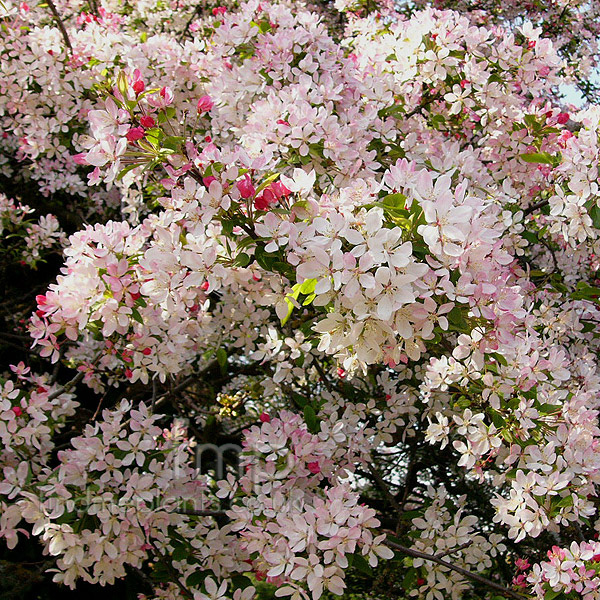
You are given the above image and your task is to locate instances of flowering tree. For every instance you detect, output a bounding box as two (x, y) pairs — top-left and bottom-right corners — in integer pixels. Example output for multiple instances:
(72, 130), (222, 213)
(1, 0), (600, 599)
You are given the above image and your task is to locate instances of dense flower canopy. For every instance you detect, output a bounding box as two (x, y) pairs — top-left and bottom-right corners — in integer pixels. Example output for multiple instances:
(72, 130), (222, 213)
(1, 0), (600, 599)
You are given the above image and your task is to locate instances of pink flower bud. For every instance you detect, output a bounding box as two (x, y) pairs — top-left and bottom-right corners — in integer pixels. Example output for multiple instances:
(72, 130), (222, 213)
(237, 175), (256, 199)
(557, 112), (569, 124)
(133, 79), (145, 95)
(126, 127), (145, 142)
(140, 115), (155, 128)
(262, 187), (278, 205)
(270, 180), (290, 198)
(212, 6), (227, 15)
(307, 461), (320, 474)
(259, 412), (270, 423)
(11, 406), (22, 417)
(515, 558), (530, 571)
(160, 86), (173, 103)
(72, 152), (88, 165)
(254, 195), (270, 211)
(203, 176), (217, 187)
(197, 95), (214, 113)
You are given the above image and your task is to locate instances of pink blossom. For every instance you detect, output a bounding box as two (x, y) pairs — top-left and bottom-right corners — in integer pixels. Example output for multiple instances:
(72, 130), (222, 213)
(197, 95), (214, 113)
(236, 175), (255, 199)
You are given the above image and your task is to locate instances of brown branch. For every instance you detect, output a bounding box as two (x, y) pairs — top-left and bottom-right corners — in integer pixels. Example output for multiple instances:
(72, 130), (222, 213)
(46, 351), (102, 401)
(148, 541), (193, 599)
(435, 541), (473, 559)
(176, 509), (228, 517)
(152, 360), (218, 411)
(384, 539), (527, 600)
(46, 0), (73, 55)
(523, 199), (549, 216)
(367, 462), (401, 513)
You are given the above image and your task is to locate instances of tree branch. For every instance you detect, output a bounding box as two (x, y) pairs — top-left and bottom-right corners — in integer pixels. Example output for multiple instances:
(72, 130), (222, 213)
(523, 198), (549, 216)
(176, 509), (228, 517)
(46, 0), (73, 55)
(47, 352), (102, 401)
(384, 539), (527, 600)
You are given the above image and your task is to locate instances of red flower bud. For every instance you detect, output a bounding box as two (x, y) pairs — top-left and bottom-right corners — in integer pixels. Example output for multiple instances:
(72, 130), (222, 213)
(139, 115), (155, 128)
(237, 174), (256, 199)
(133, 79), (145, 95)
(126, 127), (145, 142)
(254, 195), (270, 211)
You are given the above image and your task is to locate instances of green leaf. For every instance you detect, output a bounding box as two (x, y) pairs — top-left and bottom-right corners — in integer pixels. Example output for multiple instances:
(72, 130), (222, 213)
(587, 202), (600, 229)
(572, 282), (600, 301)
(162, 135), (184, 152)
(489, 409), (505, 429)
(521, 230), (539, 245)
(131, 307), (144, 325)
(234, 252), (251, 267)
(302, 293), (316, 306)
(255, 173), (280, 196)
(402, 568), (417, 590)
(303, 405), (319, 433)
(299, 278), (317, 295)
(543, 587), (564, 600)
(382, 193), (407, 210)
(172, 544), (188, 561)
(280, 297), (295, 326)
(186, 571), (208, 587)
(216, 347), (227, 373)
(520, 152), (556, 165)
(116, 163), (141, 181)
(352, 553), (373, 576)
(231, 575), (253, 590)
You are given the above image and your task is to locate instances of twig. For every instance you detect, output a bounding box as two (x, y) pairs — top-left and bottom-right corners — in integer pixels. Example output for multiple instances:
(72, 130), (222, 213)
(46, 0), (73, 54)
(523, 199), (549, 216)
(46, 351), (102, 401)
(367, 462), (401, 513)
(151, 378), (157, 413)
(178, 5), (201, 43)
(384, 539), (527, 600)
(435, 541), (473, 559)
(312, 359), (334, 393)
(91, 391), (107, 421)
(153, 360), (217, 410)
(175, 509), (228, 517)
(148, 541), (193, 599)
